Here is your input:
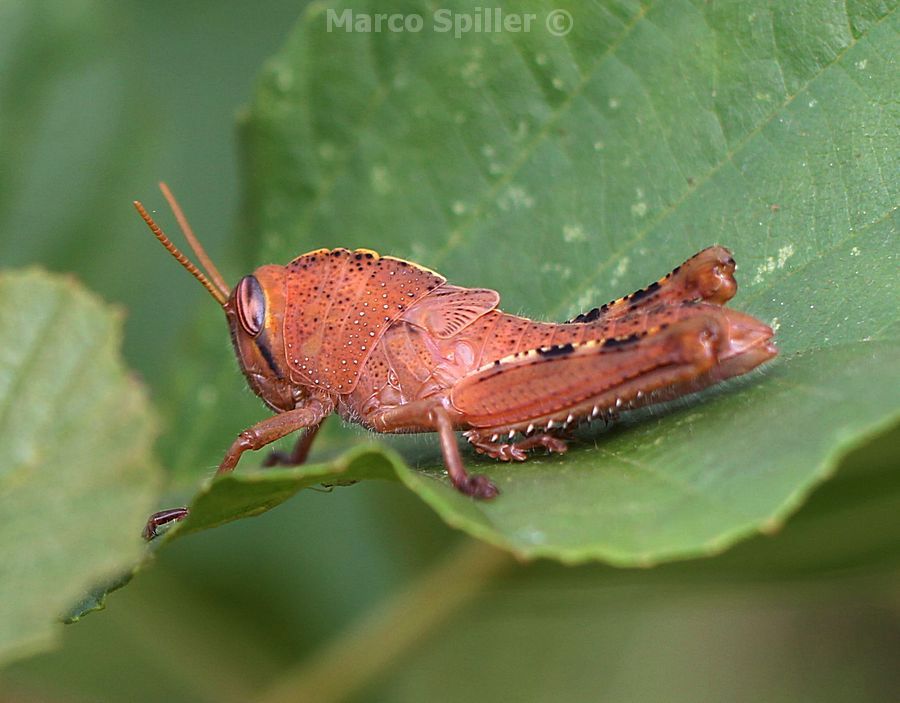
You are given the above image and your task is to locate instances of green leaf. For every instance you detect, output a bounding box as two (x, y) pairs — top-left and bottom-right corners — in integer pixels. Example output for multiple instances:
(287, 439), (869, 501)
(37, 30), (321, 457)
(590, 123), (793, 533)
(167, 444), (396, 540)
(161, 0), (898, 562)
(0, 270), (161, 665)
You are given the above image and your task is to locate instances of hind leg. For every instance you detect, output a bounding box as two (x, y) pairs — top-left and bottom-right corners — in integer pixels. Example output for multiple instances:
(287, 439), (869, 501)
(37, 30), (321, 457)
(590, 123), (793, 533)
(567, 246), (738, 324)
(466, 431), (569, 461)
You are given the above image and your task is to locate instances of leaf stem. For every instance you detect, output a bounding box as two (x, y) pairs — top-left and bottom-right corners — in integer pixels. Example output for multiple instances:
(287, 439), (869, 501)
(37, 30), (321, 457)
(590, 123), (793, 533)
(256, 539), (512, 703)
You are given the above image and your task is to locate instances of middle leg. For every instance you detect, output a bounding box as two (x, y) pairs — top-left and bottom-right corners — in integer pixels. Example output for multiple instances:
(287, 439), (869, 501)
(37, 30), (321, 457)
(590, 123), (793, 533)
(262, 421), (325, 467)
(431, 405), (499, 499)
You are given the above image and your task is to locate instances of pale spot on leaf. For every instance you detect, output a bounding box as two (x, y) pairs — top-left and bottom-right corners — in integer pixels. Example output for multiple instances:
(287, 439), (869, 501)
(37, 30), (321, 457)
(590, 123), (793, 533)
(563, 224), (587, 243)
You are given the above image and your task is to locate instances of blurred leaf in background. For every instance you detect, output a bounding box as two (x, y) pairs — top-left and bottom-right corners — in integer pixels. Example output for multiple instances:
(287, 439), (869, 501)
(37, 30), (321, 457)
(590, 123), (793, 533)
(0, 0), (897, 702)
(0, 271), (160, 666)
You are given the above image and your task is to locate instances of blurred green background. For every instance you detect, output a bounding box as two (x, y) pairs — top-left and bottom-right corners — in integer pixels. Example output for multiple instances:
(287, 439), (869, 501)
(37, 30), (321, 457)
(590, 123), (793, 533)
(1, 1), (897, 701)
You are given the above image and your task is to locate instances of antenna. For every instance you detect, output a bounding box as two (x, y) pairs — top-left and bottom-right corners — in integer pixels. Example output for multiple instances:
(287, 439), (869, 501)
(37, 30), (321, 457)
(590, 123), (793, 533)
(133, 200), (229, 306)
(158, 182), (230, 298)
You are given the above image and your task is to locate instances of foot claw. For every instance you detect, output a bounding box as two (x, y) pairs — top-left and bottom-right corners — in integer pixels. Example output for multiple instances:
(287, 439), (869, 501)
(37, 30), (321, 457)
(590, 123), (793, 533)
(496, 445), (527, 461)
(460, 474), (499, 499)
(143, 507), (189, 541)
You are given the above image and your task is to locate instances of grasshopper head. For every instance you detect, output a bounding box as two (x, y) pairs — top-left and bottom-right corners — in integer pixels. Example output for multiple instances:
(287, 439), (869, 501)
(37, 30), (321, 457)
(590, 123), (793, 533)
(135, 184), (303, 413)
(226, 265), (302, 412)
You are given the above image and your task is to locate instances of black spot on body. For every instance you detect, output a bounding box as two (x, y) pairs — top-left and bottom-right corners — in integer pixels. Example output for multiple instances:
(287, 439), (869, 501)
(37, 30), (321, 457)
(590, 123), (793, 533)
(568, 308), (599, 323)
(601, 333), (641, 348)
(567, 301), (611, 324)
(256, 335), (283, 379)
(628, 281), (661, 305)
(537, 343), (575, 358)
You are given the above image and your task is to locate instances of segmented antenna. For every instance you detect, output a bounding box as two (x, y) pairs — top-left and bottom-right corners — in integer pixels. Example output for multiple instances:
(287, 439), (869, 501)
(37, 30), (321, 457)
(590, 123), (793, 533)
(158, 182), (230, 299)
(133, 200), (228, 306)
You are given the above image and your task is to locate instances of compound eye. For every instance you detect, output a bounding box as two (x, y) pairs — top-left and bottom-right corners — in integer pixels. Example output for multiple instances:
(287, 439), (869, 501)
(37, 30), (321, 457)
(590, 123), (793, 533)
(236, 275), (265, 336)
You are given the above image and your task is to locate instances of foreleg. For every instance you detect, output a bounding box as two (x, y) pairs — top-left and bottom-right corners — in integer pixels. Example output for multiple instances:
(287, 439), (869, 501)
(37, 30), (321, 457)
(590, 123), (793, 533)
(143, 401), (332, 540)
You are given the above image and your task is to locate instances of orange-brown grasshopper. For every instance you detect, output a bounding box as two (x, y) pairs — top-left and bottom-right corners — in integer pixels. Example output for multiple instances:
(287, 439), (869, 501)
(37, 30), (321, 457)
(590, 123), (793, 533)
(137, 184), (777, 539)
